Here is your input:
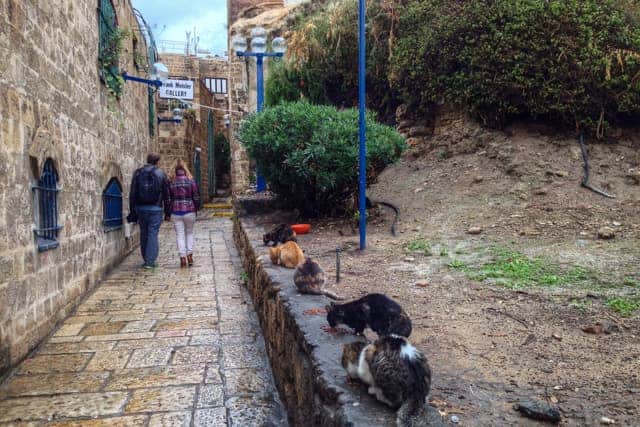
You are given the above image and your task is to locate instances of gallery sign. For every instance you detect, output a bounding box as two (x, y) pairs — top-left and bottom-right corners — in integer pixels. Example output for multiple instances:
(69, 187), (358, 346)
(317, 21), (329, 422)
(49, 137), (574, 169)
(159, 79), (194, 100)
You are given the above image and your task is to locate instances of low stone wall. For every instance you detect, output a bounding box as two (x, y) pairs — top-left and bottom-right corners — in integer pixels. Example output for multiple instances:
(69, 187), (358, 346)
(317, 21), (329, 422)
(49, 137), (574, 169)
(233, 215), (445, 427)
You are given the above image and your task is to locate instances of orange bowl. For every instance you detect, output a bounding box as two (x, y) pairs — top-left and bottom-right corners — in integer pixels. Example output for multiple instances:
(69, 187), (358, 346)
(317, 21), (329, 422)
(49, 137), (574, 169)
(291, 224), (311, 235)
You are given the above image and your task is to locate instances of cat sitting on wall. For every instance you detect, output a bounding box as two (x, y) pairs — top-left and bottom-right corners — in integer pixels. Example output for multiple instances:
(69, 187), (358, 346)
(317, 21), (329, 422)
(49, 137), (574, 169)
(263, 224), (297, 247)
(268, 241), (305, 268)
(342, 335), (432, 427)
(293, 257), (344, 300)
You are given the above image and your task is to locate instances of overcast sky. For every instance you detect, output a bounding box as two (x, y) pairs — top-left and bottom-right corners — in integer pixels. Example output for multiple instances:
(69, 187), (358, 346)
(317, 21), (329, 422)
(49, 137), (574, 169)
(132, 0), (228, 56)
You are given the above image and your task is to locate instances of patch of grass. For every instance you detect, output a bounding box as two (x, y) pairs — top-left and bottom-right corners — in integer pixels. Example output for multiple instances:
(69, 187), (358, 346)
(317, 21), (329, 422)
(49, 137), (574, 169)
(438, 150), (449, 160)
(406, 238), (432, 256)
(622, 276), (640, 287)
(606, 297), (640, 317)
(569, 298), (593, 313)
(448, 259), (467, 270)
(453, 248), (598, 289)
(439, 247), (449, 257)
(240, 271), (249, 284)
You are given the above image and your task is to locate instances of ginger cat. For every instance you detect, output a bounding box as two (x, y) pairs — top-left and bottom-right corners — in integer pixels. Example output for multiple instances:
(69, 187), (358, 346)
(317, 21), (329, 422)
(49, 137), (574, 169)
(269, 241), (305, 268)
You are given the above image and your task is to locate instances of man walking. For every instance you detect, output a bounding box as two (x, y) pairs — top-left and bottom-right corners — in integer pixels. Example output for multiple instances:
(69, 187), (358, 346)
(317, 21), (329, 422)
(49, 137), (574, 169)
(129, 153), (169, 269)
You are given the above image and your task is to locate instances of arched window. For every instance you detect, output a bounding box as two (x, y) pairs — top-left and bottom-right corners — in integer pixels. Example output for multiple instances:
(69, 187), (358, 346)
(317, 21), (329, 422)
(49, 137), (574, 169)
(103, 178), (123, 231)
(98, 0), (122, 96)
(33, 158), (61, 251)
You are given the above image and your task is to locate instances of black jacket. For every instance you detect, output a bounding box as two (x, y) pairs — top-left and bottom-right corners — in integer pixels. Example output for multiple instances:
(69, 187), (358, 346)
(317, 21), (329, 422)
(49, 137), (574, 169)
(129, 165), (170, 214)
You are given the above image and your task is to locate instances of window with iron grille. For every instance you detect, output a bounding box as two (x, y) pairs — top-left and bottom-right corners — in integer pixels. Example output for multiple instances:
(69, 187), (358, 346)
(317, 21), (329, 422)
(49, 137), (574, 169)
(103, 178), (123, 231)
(204, 78), (228, 94)
(33, 159), (62, 252)
(98, 0), (123, 97)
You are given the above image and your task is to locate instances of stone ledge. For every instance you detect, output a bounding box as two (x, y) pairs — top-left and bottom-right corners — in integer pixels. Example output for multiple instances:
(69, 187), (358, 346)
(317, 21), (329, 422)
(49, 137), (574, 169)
(233, 216), (445, 427)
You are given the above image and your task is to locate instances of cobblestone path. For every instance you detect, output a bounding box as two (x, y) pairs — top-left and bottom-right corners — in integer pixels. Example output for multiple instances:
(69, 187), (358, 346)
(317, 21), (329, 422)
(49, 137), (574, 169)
(0, 218), (287, 426)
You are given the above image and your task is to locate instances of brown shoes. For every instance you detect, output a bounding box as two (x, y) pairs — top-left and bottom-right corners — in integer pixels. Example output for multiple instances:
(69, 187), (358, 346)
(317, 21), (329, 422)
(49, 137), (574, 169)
(180, 257), (187, 268)
(187, 254), (194, 267)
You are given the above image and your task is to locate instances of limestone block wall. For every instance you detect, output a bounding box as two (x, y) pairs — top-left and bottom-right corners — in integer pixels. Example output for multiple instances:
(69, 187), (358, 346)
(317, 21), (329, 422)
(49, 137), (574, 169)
(0, 0), (155, 375)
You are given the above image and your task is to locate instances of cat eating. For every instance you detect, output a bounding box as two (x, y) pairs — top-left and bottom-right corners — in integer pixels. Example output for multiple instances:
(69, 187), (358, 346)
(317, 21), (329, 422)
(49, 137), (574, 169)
(263, 224), (297, 247)
(326, 293), (412, 337)
(293, 258), (344, 300)
(342, 335), (431, 426)
(268, 241), (305, 268)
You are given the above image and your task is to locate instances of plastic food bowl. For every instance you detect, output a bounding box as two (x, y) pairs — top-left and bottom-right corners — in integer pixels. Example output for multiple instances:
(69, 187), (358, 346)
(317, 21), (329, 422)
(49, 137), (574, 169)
(291, 224), (311, 235)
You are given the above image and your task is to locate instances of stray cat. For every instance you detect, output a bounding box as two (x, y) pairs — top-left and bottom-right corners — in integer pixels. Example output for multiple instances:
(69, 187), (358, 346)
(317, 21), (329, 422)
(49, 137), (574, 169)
(326, 293), (412, 337)
(268, 241), (305, 268)
(342, 335), (431, 427)
(263, 224), (297, 246)
(293, 257), (344, 300)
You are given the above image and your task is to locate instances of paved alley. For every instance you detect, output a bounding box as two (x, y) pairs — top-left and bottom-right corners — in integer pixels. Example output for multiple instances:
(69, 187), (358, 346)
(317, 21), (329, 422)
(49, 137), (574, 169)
(0, 217), (287, 426)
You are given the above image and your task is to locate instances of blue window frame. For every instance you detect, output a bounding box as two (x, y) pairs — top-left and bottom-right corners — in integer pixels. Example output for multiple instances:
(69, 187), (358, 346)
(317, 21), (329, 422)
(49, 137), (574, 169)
(33, 159), (62, 252)
(103, 178), (123, 231)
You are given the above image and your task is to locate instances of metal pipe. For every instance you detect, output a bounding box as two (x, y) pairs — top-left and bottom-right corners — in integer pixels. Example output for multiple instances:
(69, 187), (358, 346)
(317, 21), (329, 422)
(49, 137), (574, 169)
(122, 72), (162, 88)
(358, 0), (367, 250)
(256, 54), (266, 192)
(336, 247), (341, 283)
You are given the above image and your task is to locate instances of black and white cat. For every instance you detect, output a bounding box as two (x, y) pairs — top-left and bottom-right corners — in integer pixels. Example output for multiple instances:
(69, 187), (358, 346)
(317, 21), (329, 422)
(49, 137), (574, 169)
(342, 335), (431, 426)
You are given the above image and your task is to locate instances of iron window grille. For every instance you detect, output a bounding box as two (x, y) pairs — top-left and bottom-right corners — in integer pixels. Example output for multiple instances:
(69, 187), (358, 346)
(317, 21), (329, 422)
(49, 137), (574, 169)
(103, 178), (123, 231)
(33, 159), (62, 252)
(204, 78), (228, 94)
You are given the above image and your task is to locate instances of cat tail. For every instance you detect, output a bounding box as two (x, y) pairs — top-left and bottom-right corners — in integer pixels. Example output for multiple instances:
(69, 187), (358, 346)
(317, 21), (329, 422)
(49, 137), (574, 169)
(321, 290), (345, 300)
(396, 396), (428, 427)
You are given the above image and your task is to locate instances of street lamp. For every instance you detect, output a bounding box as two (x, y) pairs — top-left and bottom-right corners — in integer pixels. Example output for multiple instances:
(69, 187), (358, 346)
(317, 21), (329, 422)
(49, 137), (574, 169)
(232, 28), (287, 192)
(122, 62), (169, 88)
(157, 107), (183, 124)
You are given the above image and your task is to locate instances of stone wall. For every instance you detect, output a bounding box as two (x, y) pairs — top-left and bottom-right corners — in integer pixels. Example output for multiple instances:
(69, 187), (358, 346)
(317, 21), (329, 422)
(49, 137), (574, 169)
(0, 0), (156, 375)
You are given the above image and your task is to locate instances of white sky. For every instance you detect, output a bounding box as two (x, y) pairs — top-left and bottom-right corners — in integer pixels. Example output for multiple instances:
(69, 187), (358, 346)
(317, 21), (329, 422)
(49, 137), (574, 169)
(132, 0), (228, 56)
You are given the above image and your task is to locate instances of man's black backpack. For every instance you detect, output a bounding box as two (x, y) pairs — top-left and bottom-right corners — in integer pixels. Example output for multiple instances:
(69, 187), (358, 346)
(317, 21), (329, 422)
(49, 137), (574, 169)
(136, 166), (161, 205)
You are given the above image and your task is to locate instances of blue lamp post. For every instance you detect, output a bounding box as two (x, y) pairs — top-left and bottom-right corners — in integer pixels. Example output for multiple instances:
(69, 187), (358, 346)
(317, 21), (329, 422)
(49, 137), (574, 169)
(358, 0), (367, 250)
(232, 28), (287, 192)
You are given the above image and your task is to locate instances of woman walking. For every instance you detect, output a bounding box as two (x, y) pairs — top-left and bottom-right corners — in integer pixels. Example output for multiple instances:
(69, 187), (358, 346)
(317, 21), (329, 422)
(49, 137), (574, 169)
(165, 160), (201, 267)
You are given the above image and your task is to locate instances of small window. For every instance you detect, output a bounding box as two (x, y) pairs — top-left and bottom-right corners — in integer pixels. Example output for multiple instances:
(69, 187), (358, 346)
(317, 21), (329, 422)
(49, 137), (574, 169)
(33, 159), (62, 252)
(204, 78), (228, 94)
(103, 178), (123, 231)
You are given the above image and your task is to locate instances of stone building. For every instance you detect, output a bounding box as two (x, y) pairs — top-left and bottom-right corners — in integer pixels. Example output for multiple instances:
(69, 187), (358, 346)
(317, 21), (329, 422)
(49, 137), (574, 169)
(0, 0), (156, 375)
(157, 53), (247, 195)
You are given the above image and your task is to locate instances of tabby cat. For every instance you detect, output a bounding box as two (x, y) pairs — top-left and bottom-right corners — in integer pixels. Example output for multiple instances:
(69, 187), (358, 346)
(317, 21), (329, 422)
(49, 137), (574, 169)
(342, 335), (431, 427)
(293, 257), (343, 300)
(268, 241), (305, 268)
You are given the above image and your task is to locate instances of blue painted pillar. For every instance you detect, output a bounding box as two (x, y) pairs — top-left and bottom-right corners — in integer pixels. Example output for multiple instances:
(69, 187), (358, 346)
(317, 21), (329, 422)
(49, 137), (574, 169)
(255, 54), (266, 192)
(358, 0), (367, 250)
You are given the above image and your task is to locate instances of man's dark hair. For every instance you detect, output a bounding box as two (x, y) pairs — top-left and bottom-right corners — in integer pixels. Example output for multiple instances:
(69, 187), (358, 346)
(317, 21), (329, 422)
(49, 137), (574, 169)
(147, 153), (161, 165)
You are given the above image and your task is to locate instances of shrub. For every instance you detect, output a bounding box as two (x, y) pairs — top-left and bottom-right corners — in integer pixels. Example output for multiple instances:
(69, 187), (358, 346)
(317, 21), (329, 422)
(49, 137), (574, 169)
(391, 0), (640, 134)
(265, 0), (400, 122)
(238, 102), (406, 216)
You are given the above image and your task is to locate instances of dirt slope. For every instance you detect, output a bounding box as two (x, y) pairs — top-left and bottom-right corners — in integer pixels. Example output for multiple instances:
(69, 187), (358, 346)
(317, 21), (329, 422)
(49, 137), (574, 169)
(288, 117), (640, 426)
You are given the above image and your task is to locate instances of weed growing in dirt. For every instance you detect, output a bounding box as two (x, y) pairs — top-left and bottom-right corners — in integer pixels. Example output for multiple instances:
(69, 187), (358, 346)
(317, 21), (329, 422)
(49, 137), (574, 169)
(440, 247), (449, 257)
(570, 298), (593, 313)
(451, 248), (597, 289)
(606, 297), (640, 317)
(240, 271), (249, 284)
(448, 259), (467, 270)
(406, 238), (432, 255)
(622, 276), (640, 287)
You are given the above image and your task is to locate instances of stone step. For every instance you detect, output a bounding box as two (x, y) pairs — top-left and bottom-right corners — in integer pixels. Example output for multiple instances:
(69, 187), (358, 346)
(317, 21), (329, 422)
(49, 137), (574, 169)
(203, 203), (233, 210)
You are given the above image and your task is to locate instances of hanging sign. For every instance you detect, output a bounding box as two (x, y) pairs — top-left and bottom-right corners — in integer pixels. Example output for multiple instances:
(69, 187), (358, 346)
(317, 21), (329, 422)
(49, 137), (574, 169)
(159, 79), (194, 100)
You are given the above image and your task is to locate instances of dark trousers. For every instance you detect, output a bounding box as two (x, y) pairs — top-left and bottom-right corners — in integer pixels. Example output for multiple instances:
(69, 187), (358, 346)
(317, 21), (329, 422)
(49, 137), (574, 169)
(137, 206), (163, 266)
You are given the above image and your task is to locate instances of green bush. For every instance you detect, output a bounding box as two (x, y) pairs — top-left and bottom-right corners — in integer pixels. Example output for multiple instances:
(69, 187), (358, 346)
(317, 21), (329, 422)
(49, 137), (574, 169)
(265, 0), (399, 122)
(238, 102), (405, 216)
(391, 0), (640, 133)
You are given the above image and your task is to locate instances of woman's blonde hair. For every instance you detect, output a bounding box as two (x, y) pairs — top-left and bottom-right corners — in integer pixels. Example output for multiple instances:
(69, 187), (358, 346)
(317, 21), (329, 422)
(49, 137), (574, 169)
(169, 159), (193, 180)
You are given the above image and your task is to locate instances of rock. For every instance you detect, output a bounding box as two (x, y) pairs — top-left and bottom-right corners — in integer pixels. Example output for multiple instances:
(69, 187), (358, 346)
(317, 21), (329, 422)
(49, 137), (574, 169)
(581, 322), (620, 334)
(552, 333), (562, 341)
(408, 126), (431, 138)
(533, 188), (548, 196)
(597, 226), (615, 240)
(404, 257), (416, 262)
(467, 226), (483, 235)
(406, 137), (424, 147)
(553, 170), (569, 177)
(415, 281), (429, 288)
(514, 400), (561, 424)
(600, 416), (616, 425)
(450, 415), (460, 424)
(625, 168), (640, 185)
(414, 187), (424, 194)
(612, 221), (621, 227)
(472, 176), (484, 183)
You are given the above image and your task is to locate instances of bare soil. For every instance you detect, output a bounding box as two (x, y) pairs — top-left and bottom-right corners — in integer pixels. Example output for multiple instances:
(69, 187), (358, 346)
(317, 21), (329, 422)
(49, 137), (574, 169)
(257, 120), (640, 426)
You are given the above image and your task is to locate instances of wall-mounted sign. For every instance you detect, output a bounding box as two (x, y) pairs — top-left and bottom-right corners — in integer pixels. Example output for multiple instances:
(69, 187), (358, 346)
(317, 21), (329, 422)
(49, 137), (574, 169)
(159, 79), (194, 100)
